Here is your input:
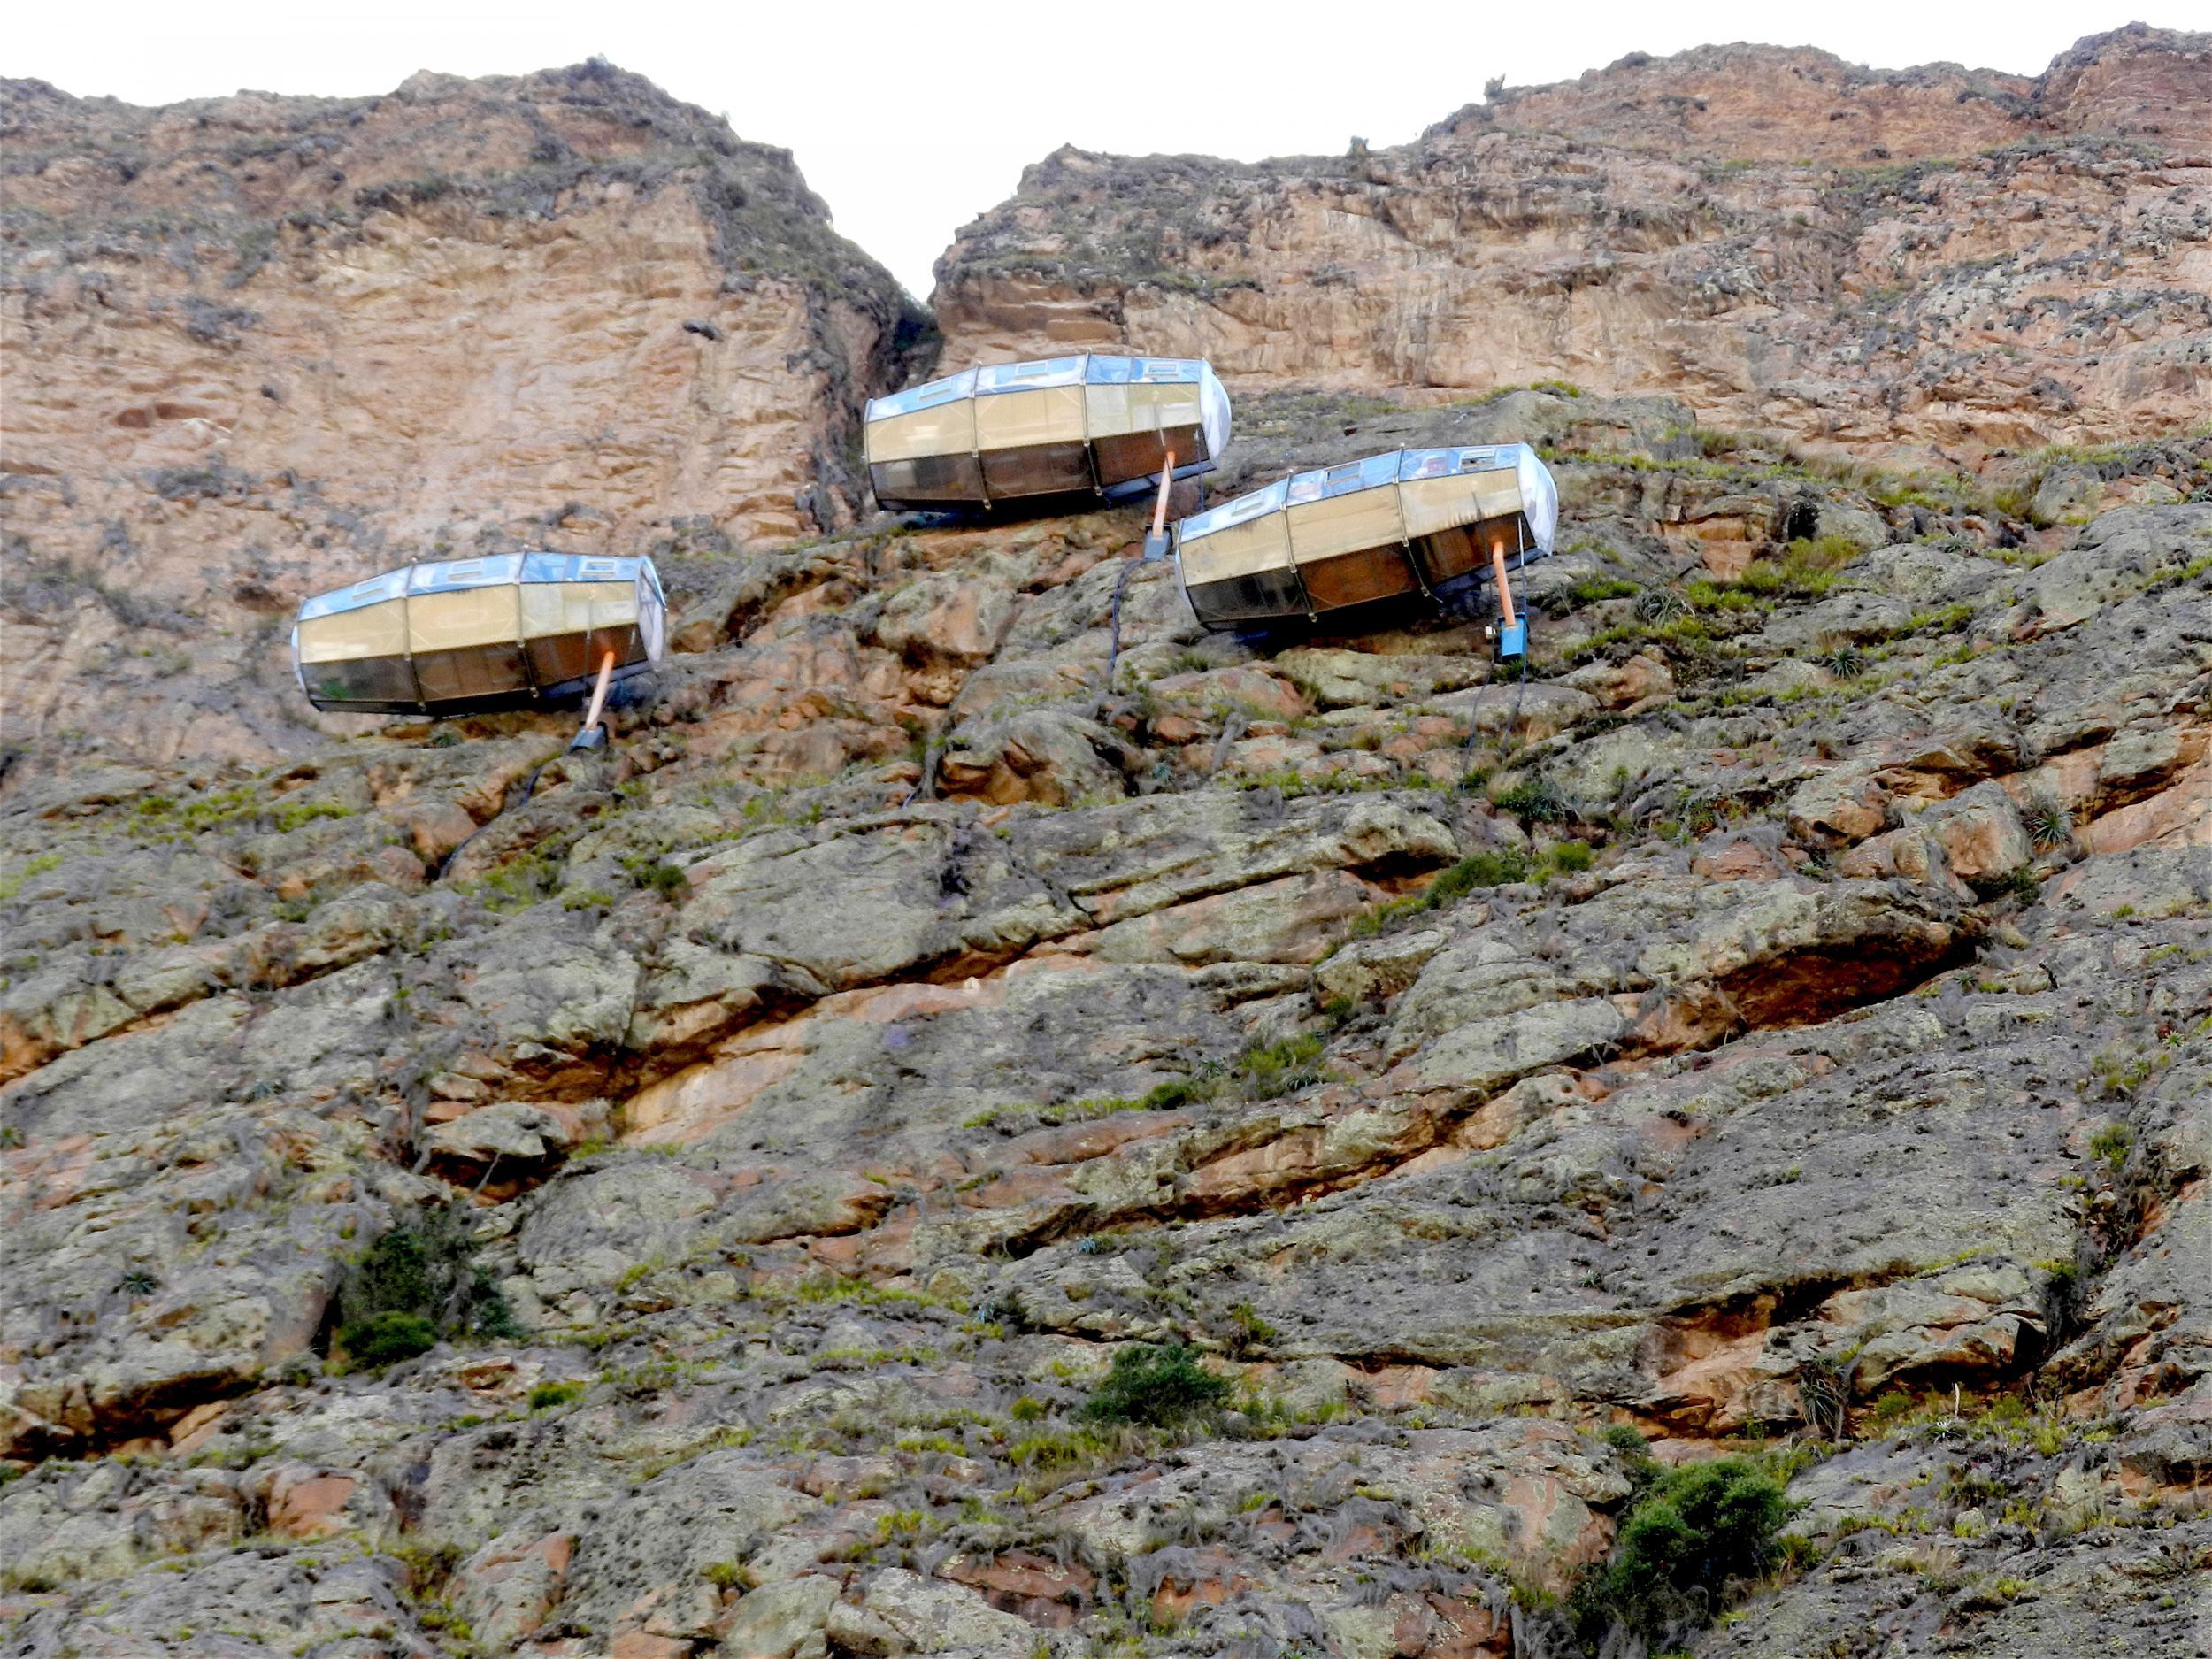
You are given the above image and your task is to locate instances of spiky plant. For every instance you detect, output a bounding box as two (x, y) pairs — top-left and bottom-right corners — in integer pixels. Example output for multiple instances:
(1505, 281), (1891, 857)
(2024, 795), (2073, 851)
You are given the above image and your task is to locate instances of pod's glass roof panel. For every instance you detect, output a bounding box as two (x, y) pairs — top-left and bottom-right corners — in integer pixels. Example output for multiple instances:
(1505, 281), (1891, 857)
(298, 568), (410, 620)
(975, 357), (1087, 393)
(296, 555), (657, 621)
(1287, 451), (1400, 505)
(515, 554), (644, 585)
(1180, 477), (1289, 540)
(1086, 356), (1207, 385)
(1400, 444), (1518, 480)
(405, 555), (525, 595)
(866, 367), (979, 420)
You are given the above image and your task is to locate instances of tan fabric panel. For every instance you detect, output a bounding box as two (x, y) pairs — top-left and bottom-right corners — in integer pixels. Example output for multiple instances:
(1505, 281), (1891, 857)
(1471, 470), (1525, 522)
(1084, 381), (1204, 441)
(1129, 381), (1204, 442)
(1287, 487), (1405, 565)
(1180, 511), (1293, 585)
(521, 581), (638, 641)
(409, 586), (520, 655)
(1400, 469), (1527, 539)
(973, 386), (1087, 453)
(1400, 473), (1485, 540)
(297, 603), (406, 664)
(868, 401), (976, 464)
(1084, 383), (1136, 439)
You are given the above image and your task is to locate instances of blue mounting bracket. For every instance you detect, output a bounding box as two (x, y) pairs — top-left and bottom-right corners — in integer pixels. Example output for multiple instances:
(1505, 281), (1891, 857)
(1494, 620), (1528, 663)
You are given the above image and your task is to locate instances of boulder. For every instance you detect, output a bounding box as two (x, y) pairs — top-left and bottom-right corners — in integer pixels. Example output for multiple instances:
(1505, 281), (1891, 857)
(1562, 651), (1674, 710)
(2017, 506), (2212, 634)
(1425, 682), (1598, 741)
(827, 1569), (1036, 1658)
(937, 708), (1129, 806)
(1314, 927), (1453, 1005)
(721, 1575), (840, 1659)
(1787, 768), (1891, 845)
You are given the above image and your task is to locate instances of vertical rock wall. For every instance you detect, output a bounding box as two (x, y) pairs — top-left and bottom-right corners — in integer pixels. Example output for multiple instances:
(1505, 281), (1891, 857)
(1, 64), (925, 772)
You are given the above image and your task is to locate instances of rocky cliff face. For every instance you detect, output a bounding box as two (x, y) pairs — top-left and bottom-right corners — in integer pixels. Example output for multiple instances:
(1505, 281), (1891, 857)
(3, 32), (2210, 1659)
(1, 63), (924, 774)
(934, 27), (2212, 461)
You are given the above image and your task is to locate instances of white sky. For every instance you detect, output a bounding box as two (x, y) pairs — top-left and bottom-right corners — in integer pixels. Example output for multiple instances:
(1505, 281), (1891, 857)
(4, 1), (2182, 296)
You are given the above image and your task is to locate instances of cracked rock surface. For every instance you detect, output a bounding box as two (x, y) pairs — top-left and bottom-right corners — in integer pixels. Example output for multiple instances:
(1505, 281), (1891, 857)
(4, 28), (2212, 1659)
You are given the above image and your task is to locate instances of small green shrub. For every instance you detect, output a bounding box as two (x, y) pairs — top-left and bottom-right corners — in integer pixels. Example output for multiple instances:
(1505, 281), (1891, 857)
(2088, 1124), (2134, 1172)
(1546, 840), (1595, 875)
(623, 856), (688, 899)
(330, 1206), (521, 1370)
(1779, 534), (1863, 589)
(1601, 1424), (1663, 1492)
(1223, 1302), (1279, 1357)
(1572, 1456), (1795, 1647)
(1236, 1033), (1325, 1100)
(1132, 1070), (1225, 1111)
(1080, 1343), (1233, 1426)
(528, 1380), (585, 1411)
(1344, 838), (1596, 943)
(1559, 577), (1639, 611)
(1900, 602), (1975, 639)
(1493, 776), (1571, 823)
(337, 1310), (439, 1369)
(1429, 849), (1531, 902)
(1969, 865), (2042, 904)
(1008, 1426), (1113, 1469)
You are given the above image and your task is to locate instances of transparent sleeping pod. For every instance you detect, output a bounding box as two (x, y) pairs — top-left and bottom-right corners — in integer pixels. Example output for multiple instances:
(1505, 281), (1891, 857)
(292, 552), (667, 716)
(864, 354), (1232, 511)
(1173, 443), (1560, 630)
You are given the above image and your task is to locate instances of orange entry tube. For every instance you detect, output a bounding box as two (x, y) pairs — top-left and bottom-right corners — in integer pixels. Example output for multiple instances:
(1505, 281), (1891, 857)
(582, 649), (617, 733)
(1150, 449), (1178, 538)
(1488, 536), (1518, 629)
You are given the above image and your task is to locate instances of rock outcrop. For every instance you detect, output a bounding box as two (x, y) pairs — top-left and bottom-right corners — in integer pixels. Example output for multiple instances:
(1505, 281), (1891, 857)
(4, 31), (2210, 1659)
(1, 63), (924, 774)
(934, 27), (2212, 460)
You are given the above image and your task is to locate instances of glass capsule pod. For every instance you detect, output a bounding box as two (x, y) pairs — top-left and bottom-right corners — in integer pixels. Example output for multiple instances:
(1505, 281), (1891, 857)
(1173, 443), (1560, 631)
(292, 552), (667, 716)
(864, 354), (1232, 511)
